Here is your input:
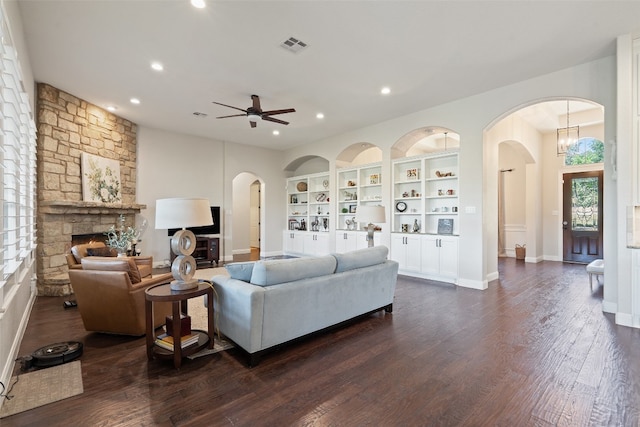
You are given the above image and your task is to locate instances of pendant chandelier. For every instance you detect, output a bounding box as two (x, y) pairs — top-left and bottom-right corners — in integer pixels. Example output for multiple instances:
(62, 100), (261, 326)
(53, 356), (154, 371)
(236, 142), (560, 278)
(557, 100), (580, 156)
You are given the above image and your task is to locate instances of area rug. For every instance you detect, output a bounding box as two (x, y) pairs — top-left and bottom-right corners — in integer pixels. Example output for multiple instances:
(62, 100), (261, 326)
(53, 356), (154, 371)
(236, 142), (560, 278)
(186, 267), (234, 359)
(0, 361), (83, 418)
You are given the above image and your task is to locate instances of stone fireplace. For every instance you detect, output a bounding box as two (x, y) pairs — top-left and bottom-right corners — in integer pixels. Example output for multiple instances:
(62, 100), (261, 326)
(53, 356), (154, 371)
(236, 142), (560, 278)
(36, 84), (143, 296)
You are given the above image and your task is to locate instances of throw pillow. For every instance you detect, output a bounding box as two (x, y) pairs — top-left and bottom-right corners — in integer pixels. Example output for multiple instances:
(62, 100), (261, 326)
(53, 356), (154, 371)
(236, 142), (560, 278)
(225, 262), (255, 282)
(86, 247), (116, 257)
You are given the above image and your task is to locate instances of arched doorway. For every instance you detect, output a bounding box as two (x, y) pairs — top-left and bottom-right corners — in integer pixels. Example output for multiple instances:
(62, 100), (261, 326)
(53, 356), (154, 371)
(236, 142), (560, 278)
(484, 98), (604, 279)
(232, 172), (263, 261)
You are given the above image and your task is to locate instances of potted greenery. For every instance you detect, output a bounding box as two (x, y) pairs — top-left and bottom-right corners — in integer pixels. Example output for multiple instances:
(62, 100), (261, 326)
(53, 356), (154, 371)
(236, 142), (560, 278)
(105, 214), (143, 256)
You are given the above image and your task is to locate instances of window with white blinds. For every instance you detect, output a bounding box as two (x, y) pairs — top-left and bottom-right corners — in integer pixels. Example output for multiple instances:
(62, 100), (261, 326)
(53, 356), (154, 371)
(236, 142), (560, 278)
(0, 8), (37, 285)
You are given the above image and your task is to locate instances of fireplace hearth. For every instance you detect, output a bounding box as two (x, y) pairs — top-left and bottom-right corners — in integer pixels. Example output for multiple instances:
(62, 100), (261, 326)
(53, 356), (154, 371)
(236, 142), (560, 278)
(37, 201), (145, 296)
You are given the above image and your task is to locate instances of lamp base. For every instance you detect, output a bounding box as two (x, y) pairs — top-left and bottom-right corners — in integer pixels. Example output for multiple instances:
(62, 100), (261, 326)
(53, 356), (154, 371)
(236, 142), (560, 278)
(366, 223), (375, 247)
(170, 278), (199, 291)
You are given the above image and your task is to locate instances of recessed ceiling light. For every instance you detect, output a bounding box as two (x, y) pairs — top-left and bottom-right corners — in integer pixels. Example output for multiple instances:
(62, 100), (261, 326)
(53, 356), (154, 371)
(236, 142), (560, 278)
(380, 87), (391, 95)
(316, 113), (324, 119)
(273, 130), (280, 136)
(106, 106), (117, 112)
(130, 98), (140, 105)
(151, 62), (164, 71)
(191, 0), (206, 9)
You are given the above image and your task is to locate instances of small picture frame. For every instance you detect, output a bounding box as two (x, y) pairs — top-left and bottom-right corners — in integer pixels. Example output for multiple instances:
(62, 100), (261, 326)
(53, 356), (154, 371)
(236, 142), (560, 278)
(406, 168), (419, 180)
(437, 218), (454, 235)
(369, 174), (380, 185)
(290, 195), (298, 204)
(289, 219), (299, 230)
(349, 204), (357, 213)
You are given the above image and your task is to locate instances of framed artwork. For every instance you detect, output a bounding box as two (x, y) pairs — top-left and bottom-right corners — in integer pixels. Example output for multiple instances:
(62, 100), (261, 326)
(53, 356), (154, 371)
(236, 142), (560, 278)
(406, 168), (419, 180)
(349, 204), (357, 213)
(369, 174), (380, 185)
(81, 153), (122, 203)
(437, 218), (454, 235)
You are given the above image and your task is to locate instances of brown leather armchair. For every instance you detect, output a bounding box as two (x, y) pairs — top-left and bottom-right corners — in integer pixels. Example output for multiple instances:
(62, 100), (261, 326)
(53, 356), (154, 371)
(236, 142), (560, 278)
(66, 242), (115, 270)
(68, 256), (173, 335)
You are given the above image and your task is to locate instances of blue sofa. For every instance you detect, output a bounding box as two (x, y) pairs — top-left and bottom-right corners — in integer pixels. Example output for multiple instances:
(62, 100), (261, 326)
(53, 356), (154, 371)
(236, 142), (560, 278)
(211, 245), (398, 365)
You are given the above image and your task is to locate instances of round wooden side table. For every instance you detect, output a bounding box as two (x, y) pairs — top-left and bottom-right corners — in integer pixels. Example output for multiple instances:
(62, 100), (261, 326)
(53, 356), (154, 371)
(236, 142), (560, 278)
(145, 281), (214, 369)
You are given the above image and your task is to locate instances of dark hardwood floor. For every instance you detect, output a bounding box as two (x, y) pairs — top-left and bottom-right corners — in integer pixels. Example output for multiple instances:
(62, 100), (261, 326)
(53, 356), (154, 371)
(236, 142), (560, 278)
(3, 259), (639, 426)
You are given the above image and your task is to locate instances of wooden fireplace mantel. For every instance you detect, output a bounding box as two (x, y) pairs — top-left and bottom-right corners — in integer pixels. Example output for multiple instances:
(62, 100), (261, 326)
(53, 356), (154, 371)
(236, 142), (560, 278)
(39, 200), (146, 215)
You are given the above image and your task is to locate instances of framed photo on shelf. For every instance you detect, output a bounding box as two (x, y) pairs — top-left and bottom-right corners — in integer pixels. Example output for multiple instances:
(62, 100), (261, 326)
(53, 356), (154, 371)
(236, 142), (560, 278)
(406, 168), (419, 180)
(437, 218), (454, 235)
(290, 195), (298, 204)
(289, 219), (299, 230)
(369, 174), (380, 185)
(349, 204), (357, 213)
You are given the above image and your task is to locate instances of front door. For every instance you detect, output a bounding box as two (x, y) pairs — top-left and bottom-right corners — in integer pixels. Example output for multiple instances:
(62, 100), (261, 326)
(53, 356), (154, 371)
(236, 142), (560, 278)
(562, 170), (603, 263)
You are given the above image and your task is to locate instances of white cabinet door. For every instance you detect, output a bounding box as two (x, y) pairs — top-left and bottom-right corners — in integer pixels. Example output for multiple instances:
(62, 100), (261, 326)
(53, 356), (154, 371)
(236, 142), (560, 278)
(421, 235), (440, 275)
(421, 235), (458, 279)
(283, 231), (304, 254)
(391, 234), (421, 272)
(335, 231), (358, 253)
(304, 233), (331, 256)
(438, 236), (458, 278)
(283, 231), (295, 254)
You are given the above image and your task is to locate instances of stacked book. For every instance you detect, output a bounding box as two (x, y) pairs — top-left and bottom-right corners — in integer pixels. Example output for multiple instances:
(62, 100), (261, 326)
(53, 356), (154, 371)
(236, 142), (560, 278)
(155, 332), (199, 351)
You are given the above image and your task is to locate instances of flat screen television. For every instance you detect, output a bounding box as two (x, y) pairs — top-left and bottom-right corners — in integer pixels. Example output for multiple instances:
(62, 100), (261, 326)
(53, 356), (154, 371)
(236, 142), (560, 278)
(167, 206), (220, 236)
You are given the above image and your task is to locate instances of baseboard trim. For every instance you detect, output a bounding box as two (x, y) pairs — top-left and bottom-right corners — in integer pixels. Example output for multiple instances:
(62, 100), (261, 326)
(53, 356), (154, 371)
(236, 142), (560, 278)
(457, 278), (488, 290)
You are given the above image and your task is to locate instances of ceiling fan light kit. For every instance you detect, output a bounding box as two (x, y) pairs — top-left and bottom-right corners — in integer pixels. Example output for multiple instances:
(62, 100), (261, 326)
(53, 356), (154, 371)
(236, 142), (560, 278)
(213, 94), (295, 128)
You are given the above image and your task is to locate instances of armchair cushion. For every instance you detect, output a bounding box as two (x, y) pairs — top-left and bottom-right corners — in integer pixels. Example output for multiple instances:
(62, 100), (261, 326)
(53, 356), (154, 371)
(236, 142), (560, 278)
(82, 257), (142, 284)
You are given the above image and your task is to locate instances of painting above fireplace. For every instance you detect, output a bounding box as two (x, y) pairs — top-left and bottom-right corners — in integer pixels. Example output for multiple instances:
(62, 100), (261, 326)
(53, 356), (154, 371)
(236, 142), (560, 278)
(81, 152), (122, 204)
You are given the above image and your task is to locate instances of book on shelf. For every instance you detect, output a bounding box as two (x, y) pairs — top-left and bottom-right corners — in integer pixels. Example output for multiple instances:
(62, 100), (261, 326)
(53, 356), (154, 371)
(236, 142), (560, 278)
(154, 333), (199, 351)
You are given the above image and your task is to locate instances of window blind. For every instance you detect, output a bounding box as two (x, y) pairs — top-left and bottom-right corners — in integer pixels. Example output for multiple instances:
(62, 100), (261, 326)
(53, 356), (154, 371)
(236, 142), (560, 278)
(0, 7), (37, 285)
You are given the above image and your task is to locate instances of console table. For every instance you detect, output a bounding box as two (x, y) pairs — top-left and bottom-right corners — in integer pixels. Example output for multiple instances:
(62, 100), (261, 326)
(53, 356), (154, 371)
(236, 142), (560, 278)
(170, 236), (219, 267)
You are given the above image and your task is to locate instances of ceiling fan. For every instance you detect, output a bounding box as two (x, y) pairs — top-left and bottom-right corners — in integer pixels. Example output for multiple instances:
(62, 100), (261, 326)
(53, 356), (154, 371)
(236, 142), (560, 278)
(212, 94), (295, 128)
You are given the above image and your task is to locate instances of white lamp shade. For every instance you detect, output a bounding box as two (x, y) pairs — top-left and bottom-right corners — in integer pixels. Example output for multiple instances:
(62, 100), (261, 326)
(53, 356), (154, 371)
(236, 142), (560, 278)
(247, 113), (261, 122)
(155, 198), (213, 229)
(355, 205), (386, 224)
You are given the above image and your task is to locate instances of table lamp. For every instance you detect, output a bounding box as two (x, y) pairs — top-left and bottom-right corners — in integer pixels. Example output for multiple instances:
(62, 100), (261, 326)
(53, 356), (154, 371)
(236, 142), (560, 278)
(355, 205), (385, 247)
(155, 198), (213, 290)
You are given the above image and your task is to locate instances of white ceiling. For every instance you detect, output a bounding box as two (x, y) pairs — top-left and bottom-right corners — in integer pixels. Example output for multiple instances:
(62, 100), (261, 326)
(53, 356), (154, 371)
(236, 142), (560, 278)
(15, 1), (639, 150)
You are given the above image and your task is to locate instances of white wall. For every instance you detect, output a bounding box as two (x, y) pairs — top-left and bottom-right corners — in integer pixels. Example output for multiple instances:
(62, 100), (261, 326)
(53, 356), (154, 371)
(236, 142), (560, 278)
(282, 56), (617, 292)
(136, 127), (225, 264)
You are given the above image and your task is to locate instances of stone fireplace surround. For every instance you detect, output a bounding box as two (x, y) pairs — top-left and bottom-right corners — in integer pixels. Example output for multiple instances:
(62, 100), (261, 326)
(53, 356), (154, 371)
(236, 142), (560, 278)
(36, 84), (141, 296)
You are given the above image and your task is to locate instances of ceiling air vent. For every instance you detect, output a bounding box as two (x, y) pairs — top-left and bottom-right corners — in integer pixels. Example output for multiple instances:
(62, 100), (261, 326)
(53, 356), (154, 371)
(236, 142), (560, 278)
(280, 37), (308, 54)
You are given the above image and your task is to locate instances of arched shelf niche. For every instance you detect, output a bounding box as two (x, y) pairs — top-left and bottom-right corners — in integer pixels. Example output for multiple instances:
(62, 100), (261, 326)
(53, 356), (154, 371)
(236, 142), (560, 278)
(336, 142), (382, 168)
(391, 126), (460, 159)
(284, 155), (330, 176)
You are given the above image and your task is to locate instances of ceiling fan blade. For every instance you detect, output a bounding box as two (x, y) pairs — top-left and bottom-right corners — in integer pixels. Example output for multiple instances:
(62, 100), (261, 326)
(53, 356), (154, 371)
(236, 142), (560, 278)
(263, 116), (289, 125)
(216, 113), (247, 119)
(250, 120), (257, 128)
(262, 108), (296, 116)
(251, 94), (261, 111)
(212, 101), (247, 113)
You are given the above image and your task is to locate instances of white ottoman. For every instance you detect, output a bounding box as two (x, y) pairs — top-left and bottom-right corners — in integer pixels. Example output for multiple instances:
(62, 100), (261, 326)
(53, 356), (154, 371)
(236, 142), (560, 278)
(586, 259), (604, 290)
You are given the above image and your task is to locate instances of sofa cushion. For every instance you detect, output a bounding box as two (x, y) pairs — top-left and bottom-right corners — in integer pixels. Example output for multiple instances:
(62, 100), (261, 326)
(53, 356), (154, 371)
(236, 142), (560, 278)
(250, 256), (337, 287)
(225, 262), (255, 282)
(81, 257), (142, 284)
(332, 245), (388, 273)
